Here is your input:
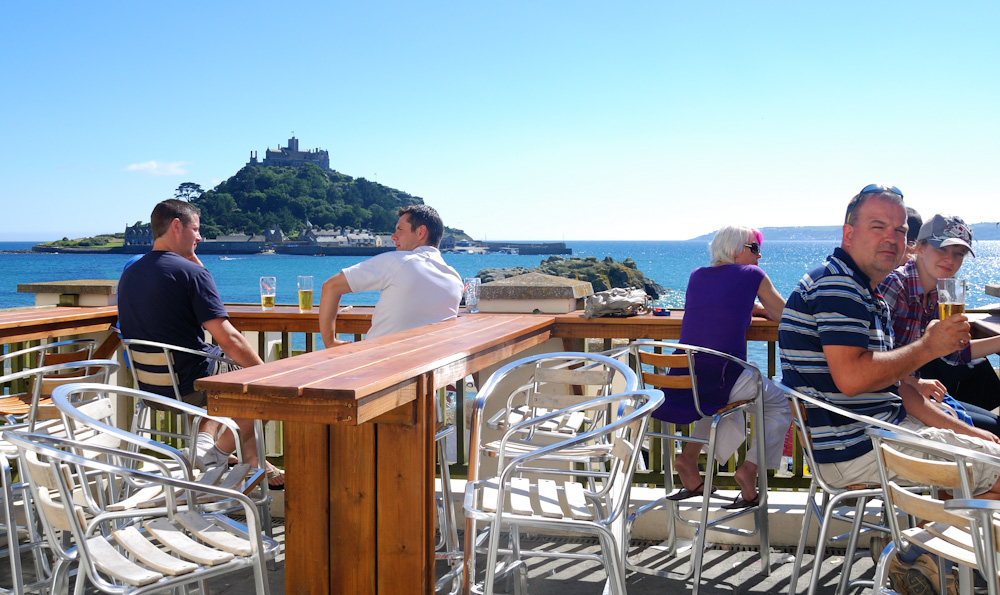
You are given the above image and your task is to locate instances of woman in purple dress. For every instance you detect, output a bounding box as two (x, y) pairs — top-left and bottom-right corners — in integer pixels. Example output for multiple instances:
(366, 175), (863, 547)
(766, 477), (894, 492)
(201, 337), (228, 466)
(659, 226), (790, 509)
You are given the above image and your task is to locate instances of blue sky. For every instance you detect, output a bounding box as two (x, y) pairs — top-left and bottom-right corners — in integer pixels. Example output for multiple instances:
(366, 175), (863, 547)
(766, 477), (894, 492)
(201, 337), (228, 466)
(3, 1), (998, 241)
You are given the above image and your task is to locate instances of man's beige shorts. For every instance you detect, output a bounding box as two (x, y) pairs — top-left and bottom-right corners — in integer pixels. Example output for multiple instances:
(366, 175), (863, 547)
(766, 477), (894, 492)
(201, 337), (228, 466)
(818, 415), (1000, 495)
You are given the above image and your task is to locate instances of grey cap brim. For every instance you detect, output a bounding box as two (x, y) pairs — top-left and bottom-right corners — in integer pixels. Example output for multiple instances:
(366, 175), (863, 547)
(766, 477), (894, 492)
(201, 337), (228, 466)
(934, 237), (976, 257)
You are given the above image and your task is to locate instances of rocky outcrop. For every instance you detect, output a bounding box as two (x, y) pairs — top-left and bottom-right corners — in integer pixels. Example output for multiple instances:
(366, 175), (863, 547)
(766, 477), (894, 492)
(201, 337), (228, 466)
(477, 255), (667, 298)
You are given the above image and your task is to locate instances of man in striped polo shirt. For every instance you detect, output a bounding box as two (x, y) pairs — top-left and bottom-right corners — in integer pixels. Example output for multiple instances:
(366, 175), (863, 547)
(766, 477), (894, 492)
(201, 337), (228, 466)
(779, 184), (1000, 497)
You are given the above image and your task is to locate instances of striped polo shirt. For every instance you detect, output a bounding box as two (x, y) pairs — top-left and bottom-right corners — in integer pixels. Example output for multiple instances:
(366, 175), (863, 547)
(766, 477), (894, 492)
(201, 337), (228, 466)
(778, 247), (906, 464)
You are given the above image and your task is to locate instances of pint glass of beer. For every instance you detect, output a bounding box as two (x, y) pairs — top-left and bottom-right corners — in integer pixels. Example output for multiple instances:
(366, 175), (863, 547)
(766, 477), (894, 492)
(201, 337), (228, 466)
(937, 278), (966, 320)
(297, 276), (314, 313)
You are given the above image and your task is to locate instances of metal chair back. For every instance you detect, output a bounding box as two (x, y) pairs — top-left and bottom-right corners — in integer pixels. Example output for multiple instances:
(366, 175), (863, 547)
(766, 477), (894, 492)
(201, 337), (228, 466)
(779, 382), (920, 595)
(626, 340), (770, 593)
(464, 388), (663, 595)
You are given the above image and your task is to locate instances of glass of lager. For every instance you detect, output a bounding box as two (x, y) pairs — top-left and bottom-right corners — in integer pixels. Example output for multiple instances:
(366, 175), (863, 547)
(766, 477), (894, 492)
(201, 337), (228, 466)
(298, 276), (314, 313)
(937, 277), (966, 320)
(260, 276), (277, 311)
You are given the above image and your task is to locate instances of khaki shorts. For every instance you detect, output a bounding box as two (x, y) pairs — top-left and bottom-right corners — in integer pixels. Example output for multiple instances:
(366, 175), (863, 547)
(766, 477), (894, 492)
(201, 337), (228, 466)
(163, 359), (241, 411)
(819, 415), (1000, 495)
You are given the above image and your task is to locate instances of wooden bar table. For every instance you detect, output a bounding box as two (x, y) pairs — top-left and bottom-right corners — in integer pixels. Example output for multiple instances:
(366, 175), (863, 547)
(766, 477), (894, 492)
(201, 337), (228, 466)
(552, 309), (779, 342)
(0, 305), (118, 343)
(223, 304), (375, 335)
(195, 313), (555, 595)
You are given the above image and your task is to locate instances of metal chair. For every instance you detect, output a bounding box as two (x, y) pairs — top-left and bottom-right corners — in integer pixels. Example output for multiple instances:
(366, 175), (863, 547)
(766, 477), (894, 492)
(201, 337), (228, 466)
(435, 386), (462, 594)
(468, 351), (638, 474)
(944, 499), (1000, 595)
(463, 351), (638, 593)
(121, 339), (274, 528)
(869, 427), (990, 595)
(50, 382), (267, 520)
(463, 388), (663, 595)
(0, 359), (119, 595)
(781, 383), (921, 595)
(625, 340), (771, 592)
(6, 430), (279, 595)
(0, 338), (96, 373)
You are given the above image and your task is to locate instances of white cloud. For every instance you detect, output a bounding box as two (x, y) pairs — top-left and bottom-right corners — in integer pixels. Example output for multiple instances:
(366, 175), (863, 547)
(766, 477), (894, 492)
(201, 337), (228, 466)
(123, 160), (190, 176)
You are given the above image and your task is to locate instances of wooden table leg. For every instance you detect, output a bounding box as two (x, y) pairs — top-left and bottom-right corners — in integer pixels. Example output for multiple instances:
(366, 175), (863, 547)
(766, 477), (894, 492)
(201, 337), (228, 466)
(284, 422), (331, 595)
(375, 373), (436, 594)
(329, 420), (377, 592)
(283, 378), (435, 594)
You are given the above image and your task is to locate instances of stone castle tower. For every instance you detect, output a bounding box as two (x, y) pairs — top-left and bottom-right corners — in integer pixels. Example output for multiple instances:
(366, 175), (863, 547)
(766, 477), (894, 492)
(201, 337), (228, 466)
(248, 136), (330, 170)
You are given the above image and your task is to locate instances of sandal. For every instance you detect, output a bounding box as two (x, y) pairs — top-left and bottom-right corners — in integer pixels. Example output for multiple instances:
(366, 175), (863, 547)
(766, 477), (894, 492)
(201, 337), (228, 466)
(265, 463), (285, 490)
(721, 494), (760, 510)
(666, 482), (718, 501)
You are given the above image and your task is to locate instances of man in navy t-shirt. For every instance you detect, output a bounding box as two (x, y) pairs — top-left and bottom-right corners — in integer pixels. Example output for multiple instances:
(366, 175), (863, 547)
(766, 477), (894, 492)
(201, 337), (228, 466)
(119, 200), (281, 486)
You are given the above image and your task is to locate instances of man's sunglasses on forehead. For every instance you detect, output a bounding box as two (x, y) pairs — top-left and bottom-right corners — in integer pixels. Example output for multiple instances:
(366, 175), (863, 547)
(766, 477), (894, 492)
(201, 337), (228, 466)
(845, 184), (904, 224)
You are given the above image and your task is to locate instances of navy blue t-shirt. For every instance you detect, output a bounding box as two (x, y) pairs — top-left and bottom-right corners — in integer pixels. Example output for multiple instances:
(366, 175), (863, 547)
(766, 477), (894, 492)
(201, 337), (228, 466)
(118, 251), (229, 396)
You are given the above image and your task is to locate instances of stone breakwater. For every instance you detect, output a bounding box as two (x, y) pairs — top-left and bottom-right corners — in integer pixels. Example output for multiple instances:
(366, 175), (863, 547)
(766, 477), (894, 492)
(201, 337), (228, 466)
(477, 255), (668, 298)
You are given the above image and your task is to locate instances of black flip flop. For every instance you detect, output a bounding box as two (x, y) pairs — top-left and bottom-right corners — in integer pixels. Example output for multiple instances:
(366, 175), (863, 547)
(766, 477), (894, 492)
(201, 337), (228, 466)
(666, 482), (718, 501)
(721, 494), (760, 510)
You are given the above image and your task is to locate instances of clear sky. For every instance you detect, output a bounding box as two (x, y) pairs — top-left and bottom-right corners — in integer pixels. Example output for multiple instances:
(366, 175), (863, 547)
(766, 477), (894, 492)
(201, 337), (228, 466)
(3, 1), (997, 242)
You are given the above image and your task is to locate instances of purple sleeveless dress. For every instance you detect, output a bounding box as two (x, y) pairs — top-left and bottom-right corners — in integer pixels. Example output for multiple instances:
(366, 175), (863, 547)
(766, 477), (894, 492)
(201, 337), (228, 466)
(652, 264), (765, 424)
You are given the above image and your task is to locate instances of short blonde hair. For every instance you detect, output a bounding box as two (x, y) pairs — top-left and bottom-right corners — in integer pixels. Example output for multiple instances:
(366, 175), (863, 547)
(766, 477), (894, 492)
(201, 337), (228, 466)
(709, 226), (756, 266)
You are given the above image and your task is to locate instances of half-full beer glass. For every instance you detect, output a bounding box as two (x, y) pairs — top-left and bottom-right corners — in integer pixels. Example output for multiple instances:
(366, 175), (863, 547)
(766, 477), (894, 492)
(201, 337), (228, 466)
(937, 278), (966, 320)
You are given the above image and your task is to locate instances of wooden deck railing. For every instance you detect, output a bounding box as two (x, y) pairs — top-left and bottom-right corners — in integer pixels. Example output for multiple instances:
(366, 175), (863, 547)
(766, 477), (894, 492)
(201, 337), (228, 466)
(0, 302), (805, 490)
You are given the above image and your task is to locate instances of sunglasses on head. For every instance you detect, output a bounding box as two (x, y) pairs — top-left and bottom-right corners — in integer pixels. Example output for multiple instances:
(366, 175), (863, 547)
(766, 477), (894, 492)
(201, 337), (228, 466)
(859, 183), (904, 198)
(845, 183), (905, 224)
(744, 242), (760, 255)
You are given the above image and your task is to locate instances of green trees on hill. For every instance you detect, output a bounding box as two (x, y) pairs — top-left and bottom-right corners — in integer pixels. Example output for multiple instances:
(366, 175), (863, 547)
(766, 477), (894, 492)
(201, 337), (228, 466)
(191, 164), (424, 238)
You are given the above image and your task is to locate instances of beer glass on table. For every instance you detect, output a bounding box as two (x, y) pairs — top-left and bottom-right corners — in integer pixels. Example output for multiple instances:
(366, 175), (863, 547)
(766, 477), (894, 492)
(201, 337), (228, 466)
(937, 278), (966, 320)
(298, 276), (314, 313)
(260, 276), (276, 311)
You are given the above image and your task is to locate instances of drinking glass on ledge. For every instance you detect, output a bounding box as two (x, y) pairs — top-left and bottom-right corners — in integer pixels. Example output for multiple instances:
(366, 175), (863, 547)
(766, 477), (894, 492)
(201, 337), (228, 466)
(260, 276), (276, 311)
(298, 275), (314, 313)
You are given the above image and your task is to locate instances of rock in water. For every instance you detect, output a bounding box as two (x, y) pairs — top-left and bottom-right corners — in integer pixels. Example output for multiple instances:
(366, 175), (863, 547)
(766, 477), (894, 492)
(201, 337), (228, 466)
(477, 256), (667, 298)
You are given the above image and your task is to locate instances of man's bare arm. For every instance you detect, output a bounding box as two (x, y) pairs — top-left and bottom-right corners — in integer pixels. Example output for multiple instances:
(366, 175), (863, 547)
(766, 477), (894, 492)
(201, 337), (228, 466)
(824, 315), (971, 396)
(319, 272), (352, 348)
(898, 382), (1000, 444)
(203, 318), (264, 368)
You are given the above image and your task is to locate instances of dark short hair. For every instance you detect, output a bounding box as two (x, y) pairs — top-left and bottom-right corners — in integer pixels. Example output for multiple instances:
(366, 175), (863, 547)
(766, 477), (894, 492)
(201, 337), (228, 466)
(151, 199), (201, 239)
(399, 205), (445, 247)
(905, 207), (923, 243)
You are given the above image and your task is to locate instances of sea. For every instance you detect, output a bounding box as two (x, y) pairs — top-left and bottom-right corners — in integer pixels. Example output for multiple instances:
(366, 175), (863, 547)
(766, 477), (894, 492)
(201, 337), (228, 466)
(4, 240), (1000, 364)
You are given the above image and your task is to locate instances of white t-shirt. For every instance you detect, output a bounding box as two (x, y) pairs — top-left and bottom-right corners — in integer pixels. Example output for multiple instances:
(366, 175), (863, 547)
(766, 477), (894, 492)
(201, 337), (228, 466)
(342, 245), (464, 339)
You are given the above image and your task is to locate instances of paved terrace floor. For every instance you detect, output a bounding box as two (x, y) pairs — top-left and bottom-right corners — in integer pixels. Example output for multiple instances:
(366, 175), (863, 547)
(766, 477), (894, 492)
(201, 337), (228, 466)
(204, 519), (882, 595)
(6, 495), (885, 594)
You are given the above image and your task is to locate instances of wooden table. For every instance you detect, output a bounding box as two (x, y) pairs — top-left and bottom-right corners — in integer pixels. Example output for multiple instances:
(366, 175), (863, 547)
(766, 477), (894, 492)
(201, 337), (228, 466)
(195, 313), (555, 595)
(222, 304), (375, 336)
(0, 305), (118, 343)
(553, 310), (779, 342)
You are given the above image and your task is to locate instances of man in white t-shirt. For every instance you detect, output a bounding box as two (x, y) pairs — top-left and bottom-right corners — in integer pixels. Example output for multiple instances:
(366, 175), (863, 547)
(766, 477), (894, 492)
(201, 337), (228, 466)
(318, 205), (464, 346)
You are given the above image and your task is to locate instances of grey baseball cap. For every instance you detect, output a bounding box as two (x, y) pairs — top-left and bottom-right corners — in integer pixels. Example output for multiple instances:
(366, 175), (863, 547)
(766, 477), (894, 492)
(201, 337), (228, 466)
(917, 214), (975, 257)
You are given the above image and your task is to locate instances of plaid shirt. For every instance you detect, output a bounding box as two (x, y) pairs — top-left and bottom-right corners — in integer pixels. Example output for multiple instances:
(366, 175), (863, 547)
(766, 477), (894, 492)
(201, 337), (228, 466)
(877, 259), (971, 374)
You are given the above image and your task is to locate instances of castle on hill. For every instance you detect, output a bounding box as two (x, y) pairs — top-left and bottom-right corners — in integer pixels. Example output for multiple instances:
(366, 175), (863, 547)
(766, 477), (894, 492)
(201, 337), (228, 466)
(248, 135), (330, 170)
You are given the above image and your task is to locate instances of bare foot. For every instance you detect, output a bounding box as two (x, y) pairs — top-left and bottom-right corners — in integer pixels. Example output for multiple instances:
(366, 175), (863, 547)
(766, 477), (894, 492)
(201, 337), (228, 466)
(733, 462), (757, 501)
(674, 451), (704, 492)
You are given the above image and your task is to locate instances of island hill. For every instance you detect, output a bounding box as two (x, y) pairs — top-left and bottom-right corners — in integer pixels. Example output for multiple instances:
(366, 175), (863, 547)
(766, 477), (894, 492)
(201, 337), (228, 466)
(33, 135), (571, 257)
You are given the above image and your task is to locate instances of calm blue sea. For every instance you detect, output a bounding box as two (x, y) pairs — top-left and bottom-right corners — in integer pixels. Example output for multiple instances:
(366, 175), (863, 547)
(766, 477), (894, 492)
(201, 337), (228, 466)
(5, 240), (1000, 310)
(6, 239), (1000, 366)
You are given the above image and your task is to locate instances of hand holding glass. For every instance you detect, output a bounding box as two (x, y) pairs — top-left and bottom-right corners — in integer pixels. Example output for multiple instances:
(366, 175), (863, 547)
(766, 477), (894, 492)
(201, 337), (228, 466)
(260, 276), (276, 311)
(937, 278), (966, 320)
(298, 276), (314, 313)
